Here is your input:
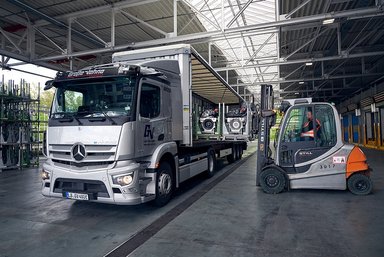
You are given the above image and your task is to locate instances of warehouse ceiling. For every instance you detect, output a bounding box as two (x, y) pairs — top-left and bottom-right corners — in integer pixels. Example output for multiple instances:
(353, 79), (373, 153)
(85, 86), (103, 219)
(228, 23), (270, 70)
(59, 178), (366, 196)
(0, 0), (384, 104)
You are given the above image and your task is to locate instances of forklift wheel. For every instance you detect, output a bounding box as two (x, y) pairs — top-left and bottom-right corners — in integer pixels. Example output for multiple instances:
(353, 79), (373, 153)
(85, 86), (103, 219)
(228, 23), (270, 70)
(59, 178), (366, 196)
(260, 168), (286, 194)
(347, 173), (373, 195)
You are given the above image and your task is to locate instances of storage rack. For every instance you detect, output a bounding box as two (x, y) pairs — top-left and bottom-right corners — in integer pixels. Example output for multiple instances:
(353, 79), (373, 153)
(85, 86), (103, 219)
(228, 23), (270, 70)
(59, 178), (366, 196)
(0, 76), (41, 171)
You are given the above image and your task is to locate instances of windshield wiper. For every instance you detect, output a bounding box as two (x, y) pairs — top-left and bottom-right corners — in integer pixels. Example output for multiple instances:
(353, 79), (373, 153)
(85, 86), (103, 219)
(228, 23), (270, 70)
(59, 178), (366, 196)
(73, 115), (83, 125)
(95, 104), (117, 125)
(53, 112), (82, 125)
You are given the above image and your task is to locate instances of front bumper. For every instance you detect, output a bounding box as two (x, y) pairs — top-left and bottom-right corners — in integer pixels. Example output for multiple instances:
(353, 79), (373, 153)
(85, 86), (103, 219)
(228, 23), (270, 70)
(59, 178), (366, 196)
(41, 161), (155, 205)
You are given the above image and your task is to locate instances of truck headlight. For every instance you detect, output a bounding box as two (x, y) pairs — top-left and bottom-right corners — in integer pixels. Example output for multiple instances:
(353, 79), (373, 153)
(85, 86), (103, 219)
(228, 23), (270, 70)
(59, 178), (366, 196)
(41, 169), (50, 180)
(113, 173), (134, 186)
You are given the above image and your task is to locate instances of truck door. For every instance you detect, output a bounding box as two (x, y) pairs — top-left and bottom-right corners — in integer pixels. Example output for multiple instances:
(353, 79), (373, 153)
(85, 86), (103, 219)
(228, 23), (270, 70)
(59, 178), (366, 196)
(136, 78), (169, 157)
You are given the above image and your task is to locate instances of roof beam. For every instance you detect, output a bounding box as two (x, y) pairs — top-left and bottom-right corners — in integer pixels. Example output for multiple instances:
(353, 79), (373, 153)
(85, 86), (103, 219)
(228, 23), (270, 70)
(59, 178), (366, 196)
(32, 0), (160, 27)
(284, 27), (332, 60)
(6, 0), (105, 47)
(35, 28), (65, 53)
(226, 0), (253, 28)
(12, 6), (384, 63)
(119, 10), (168, 36)
(234, 72), (384, 86)
(245, 33), (275, 65)
(279, 72), (384, 84)
(282, 87), (360, 94)
(73, 19), (108, 46)
(0, 28), (22, 53)
(179, 0), (221, 31)
(0, 49), (64, 71)
(284, 0), (312, 19)
(215, 50), (384, 71)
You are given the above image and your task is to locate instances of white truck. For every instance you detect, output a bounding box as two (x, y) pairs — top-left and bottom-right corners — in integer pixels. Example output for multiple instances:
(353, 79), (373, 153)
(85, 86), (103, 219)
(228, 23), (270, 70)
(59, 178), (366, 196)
(41, 44), (247, 206)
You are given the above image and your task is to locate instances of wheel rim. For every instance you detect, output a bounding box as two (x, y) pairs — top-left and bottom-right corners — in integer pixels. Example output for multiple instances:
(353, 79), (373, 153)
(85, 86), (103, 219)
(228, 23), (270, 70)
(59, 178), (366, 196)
(355, 179), (368, 192)
(265, 175), (279, 188)
(158, 173), (172, 195)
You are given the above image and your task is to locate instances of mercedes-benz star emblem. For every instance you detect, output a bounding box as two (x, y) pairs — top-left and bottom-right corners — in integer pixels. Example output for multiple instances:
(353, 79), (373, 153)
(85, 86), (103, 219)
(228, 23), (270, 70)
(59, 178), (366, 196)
(71, 143), (86, 162)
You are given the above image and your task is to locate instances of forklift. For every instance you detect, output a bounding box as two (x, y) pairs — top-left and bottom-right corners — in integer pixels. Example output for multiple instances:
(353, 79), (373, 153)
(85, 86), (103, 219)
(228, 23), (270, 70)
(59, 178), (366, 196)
(256, 84), (373, 195)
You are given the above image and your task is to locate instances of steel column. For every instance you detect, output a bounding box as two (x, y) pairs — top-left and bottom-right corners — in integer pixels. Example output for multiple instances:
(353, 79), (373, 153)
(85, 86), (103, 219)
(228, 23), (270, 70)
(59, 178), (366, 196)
(174, 0), (178, 36)
(111, 9), (116, 47)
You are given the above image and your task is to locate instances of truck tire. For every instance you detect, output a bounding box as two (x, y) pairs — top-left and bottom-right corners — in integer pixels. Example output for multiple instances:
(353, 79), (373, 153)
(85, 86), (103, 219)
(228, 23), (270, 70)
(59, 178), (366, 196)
(260, 168), (286, 194)
(234, 144), (240, 160)
(154, 162), (174, 207)
(239, 145), (243, 159)
(347, 173), (372, 195)
(206, 149), (216, 178)
(227, 146), (236, 163)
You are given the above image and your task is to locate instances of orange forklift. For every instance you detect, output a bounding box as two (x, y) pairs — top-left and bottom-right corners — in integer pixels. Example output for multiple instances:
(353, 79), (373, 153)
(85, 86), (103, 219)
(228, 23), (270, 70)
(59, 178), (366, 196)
(256, 84), (373, 195)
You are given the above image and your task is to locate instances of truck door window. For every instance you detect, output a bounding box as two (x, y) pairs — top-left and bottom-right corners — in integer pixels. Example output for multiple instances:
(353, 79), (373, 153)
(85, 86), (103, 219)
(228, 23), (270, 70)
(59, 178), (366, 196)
(140, 83), (160, 119)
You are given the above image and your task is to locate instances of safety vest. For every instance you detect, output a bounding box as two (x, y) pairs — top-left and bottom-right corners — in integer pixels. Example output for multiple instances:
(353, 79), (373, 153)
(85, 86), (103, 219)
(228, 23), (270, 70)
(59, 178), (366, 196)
(301, 119), (321, 138)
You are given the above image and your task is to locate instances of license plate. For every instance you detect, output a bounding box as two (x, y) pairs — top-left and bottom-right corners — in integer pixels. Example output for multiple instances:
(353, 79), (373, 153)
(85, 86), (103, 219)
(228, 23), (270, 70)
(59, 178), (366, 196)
(65, 192), (89, 201)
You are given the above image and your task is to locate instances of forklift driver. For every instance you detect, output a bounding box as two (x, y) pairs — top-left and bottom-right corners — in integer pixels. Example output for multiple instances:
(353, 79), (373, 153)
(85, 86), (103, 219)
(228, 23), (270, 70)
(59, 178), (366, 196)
(301, 110), (321, 140)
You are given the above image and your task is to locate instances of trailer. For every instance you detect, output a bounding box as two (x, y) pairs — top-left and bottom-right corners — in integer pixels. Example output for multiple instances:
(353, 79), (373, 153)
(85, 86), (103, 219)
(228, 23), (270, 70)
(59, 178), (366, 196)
(41, 44), (247, 206)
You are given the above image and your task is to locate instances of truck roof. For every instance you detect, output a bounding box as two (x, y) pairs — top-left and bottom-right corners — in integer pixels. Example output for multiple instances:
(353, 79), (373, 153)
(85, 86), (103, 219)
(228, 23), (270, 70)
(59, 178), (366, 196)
(113, 44), (243, 105)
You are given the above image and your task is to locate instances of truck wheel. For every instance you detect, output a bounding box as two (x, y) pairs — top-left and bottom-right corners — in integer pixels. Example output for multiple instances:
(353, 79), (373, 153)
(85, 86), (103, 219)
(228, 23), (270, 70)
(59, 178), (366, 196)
(347, 173), (372, 195)
(206, 149), (216, 178)
(238, 145), (243, 160)
(154, 162), (174, 207)
(234, 145), (240, 160)
(227, 146), (235, 163)
(260, 168), (286, 194)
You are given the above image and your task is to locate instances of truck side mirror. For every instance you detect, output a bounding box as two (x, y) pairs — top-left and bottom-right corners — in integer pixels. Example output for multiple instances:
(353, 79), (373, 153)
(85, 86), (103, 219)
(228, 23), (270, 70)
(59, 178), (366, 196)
(44, 80), (54, 90)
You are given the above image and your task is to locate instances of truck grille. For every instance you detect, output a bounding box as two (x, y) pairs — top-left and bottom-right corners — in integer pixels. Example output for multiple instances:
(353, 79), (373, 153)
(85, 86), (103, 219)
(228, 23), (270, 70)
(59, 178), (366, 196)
(53, 178), (109, 198)
(49, 144), (116, 170)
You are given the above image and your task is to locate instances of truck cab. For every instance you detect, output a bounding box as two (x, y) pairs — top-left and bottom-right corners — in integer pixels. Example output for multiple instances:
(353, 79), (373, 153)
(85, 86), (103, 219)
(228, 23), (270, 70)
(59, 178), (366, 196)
(42, 63), (180, 205)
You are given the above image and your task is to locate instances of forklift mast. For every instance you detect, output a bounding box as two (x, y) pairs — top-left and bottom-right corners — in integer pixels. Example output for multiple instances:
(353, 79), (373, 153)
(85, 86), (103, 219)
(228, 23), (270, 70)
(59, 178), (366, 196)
(256, 84), (275, 186)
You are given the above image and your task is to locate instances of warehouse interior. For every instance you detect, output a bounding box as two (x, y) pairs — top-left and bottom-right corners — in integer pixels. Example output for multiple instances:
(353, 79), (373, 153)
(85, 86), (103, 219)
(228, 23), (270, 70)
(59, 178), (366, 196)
(1, 0), (384, 256)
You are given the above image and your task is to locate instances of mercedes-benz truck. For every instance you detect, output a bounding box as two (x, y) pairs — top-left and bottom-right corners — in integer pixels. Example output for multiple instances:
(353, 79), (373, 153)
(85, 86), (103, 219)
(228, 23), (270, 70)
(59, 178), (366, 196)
(41, 44), (247, 206)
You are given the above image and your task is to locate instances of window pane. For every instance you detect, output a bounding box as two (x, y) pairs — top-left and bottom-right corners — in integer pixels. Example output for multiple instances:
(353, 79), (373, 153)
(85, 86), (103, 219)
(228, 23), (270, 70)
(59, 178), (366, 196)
(315, 105), (336, 147)
(140, 83), (160, 118)
(51, 76), (137, 118)
(64, 91), (83, 112)
(282, 107), (310, 142)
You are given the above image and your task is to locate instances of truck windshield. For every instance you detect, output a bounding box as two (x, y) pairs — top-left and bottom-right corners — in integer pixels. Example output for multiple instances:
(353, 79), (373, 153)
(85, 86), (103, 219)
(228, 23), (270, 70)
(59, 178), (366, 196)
(51, 76), (137, 120)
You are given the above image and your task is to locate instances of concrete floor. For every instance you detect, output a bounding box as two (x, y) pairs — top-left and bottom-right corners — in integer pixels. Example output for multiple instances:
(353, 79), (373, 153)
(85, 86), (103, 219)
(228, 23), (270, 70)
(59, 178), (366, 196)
(0, 145), (383, 257)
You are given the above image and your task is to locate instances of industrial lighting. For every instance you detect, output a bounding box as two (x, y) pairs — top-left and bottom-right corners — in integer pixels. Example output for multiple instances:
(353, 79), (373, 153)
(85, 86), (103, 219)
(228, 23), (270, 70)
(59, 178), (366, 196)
(299, 81), (304, 84)
(305, 62), (313, 66)
(295, 92), (300, 95)
(322, 18), (335, 25)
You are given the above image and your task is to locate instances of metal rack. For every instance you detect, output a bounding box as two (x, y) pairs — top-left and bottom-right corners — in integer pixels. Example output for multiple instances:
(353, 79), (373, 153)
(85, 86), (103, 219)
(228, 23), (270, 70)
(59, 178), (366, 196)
(0, 76), (41, 171)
